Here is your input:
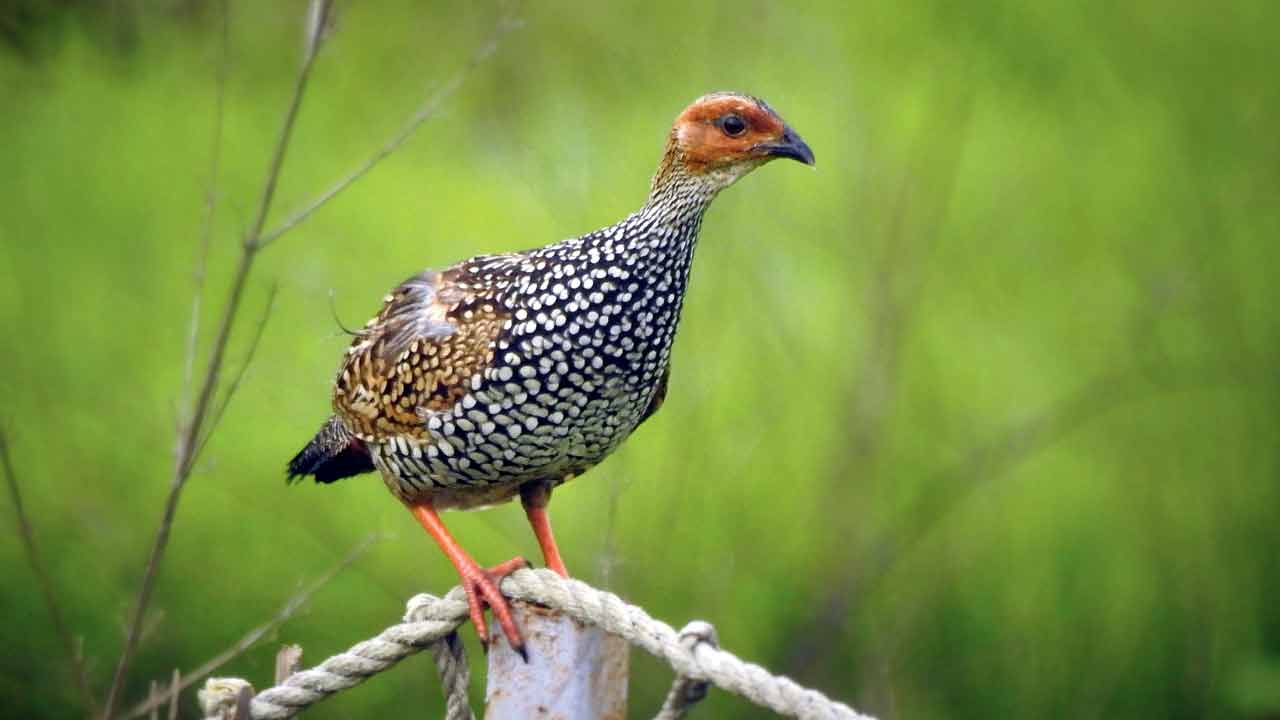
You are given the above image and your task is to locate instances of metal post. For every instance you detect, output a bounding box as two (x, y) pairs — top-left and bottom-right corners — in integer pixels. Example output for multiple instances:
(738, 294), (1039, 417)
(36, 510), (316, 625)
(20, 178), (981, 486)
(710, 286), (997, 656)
(485, 600), (629, 718)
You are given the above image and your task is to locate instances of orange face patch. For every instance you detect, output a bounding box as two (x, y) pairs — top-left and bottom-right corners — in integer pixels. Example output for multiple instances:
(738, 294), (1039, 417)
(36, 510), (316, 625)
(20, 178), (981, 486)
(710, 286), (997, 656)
(673, 94), (788, 173)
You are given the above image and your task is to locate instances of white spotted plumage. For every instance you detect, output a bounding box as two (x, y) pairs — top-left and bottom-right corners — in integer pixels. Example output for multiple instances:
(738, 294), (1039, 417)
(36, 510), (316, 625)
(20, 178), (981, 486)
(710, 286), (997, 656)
(364, 193), (708, 507)
(300, 91), (815, 513)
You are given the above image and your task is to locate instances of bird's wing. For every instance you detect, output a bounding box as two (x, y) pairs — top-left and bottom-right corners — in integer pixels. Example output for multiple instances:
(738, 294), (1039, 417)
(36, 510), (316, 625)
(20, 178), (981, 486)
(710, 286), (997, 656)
(333, 261), (516, 442)
(635, 364), (670, 428)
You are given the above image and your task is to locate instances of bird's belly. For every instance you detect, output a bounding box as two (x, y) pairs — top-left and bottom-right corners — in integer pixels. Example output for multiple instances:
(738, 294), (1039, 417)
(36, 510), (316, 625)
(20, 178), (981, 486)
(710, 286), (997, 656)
(373, 266), (682, 505)
(371, 370), (654, 505)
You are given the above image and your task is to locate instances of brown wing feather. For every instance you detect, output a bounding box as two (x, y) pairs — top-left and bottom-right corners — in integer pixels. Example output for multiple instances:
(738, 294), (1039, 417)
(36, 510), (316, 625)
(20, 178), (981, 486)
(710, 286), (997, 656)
(334, 267), (509, 441)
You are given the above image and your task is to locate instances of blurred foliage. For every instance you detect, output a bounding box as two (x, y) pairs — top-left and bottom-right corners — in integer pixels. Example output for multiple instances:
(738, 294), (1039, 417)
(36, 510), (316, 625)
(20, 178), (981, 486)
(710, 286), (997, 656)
(1, 1), (1278, 718)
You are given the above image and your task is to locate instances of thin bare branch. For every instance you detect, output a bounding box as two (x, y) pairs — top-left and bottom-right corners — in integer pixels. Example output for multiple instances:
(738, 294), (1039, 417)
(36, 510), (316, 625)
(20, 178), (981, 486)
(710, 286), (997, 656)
(124, 534), (379, 720)
(102, 4), (335, 717)
(147, 682), (159, 720)
(274, 645), (303, 685)
(257, 8), (523, 248)
(195, 282), (279, 462)
(107, 3), (516, 715)
(1, 429), (97, 715)
(167, 669), (180, 720)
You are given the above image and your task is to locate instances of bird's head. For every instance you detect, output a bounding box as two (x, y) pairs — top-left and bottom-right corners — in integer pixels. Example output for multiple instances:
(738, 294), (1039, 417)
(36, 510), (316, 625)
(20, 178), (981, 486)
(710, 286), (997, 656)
(651, 91), (814, 199)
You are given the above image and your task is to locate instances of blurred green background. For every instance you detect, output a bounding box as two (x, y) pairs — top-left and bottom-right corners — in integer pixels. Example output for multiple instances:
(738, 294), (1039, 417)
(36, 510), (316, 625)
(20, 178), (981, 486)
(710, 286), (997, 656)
(2, 1), (1277, 717)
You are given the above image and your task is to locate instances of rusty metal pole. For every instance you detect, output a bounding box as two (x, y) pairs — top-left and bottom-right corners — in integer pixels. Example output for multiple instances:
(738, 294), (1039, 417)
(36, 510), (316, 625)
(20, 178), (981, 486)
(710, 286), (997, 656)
(485, 600), (629, 718)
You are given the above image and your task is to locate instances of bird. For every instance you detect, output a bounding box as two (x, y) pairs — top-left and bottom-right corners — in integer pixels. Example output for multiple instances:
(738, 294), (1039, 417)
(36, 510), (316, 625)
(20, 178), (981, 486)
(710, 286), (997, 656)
(287, 91), (814, 654)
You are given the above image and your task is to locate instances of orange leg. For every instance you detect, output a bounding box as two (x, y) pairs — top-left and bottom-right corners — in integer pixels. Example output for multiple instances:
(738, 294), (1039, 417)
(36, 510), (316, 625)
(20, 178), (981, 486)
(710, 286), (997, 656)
(520, 482), (569, 577)
(408, 502), (528, 654)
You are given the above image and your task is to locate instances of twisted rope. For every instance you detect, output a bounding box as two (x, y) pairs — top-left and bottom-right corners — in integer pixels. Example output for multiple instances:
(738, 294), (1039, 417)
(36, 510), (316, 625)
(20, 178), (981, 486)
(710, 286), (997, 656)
(199, 569), (872, 720)
(199, 587), (474, 720)
(653, 621), (718, 720)
(429, 628), (474, 720)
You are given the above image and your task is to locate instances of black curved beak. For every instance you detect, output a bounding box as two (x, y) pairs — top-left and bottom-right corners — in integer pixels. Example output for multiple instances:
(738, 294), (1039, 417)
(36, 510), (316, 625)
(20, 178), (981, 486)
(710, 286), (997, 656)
(760, 126), (815, 166)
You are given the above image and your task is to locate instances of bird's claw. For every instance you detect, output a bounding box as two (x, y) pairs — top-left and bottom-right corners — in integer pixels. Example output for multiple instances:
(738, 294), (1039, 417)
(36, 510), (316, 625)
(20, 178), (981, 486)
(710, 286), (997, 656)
(460, 556), (530, 657)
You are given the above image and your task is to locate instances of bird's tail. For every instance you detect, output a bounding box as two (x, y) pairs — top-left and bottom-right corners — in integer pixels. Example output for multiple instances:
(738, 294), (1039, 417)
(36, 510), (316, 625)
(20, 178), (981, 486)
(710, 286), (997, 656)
(287, 416), (375, 484)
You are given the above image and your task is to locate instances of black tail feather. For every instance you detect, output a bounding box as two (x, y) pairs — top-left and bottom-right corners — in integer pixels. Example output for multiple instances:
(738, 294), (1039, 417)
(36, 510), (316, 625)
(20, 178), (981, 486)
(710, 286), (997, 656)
(287, 416), (375, 484)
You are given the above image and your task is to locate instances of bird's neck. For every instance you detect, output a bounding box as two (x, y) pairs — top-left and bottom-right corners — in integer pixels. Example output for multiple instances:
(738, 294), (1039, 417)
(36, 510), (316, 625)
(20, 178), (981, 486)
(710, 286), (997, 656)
(573, 139), (718, 280)
(618, 139), (717, 255)
(645, 136), (719, 216)
(620, 183), (709, 269)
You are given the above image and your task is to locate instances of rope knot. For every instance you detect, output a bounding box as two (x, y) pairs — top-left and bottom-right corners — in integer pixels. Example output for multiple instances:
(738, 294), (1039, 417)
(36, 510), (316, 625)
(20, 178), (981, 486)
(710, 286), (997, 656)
(404, 588), (469, 623)
(653, 620), (720, 719)
(198, 677), (254, 720)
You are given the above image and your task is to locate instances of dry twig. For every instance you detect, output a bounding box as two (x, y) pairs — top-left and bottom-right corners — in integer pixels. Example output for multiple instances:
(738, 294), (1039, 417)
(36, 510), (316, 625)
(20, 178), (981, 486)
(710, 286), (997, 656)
(147, 681), (159, 720)
(168, 669), (181, 720)
(102, 3), (336, 716)
(103, 2), (517, 715)
(125, 534), (378, 719)
(1, 429), (97, 714)
(274, 646), (303, 686)
(195, 282), (280, 462)
(257, 7), (522, 248)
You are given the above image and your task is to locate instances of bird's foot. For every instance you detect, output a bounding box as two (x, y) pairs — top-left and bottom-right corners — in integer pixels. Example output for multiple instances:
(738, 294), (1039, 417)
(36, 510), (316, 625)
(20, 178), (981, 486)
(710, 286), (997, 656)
(459, 555), (530, 657)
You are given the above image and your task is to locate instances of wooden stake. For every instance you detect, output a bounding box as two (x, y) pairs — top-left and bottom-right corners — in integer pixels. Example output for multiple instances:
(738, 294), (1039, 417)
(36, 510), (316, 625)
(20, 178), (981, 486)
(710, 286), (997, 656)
(485, 600), (629, 719)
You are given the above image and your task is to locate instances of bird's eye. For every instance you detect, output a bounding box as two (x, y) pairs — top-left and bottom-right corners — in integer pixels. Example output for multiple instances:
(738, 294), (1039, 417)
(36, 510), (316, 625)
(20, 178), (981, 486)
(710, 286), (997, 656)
(719, 114), (748, 137)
